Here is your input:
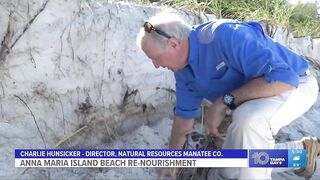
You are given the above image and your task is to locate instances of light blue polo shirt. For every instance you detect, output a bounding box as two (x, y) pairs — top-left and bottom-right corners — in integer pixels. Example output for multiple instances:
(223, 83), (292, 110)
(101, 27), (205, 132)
(174, 20), (309, 119)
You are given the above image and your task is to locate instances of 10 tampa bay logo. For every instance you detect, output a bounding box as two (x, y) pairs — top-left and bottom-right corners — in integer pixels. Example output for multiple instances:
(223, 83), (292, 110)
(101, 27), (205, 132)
(249, 150), (288, 167)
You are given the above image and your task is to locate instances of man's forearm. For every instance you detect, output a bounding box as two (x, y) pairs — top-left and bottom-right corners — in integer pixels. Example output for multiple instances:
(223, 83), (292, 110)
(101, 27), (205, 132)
(169, 116), (194, 149)
(232, 77), (295, 106)
(169, 129), (187, 149)
(205, 77), (295, 136)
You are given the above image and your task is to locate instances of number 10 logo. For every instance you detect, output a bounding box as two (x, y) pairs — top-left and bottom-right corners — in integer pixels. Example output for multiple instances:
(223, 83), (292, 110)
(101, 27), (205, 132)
(252, 152), (269, 165)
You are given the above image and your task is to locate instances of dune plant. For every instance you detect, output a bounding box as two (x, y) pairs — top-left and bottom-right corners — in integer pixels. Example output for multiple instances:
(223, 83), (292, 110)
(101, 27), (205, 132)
(134, 0), (320, 38)
(289, 2), (320, 37)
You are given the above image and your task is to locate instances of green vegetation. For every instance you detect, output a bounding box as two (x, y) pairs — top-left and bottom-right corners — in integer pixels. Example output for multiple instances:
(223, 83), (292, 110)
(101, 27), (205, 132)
(289, 3), (320, 37)
(134, 0), (320, 38)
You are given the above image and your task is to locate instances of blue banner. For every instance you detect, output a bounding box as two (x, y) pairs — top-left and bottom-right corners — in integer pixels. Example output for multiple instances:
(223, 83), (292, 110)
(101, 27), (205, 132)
(288, 149), (306, 168)
(249, 149), (306, 168)
(15, 149), (247, 159)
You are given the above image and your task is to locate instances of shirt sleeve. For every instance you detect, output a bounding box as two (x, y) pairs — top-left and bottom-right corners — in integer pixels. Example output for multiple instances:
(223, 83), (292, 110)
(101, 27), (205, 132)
(174, 81), (203, 120)
(222, 23), (299, 87)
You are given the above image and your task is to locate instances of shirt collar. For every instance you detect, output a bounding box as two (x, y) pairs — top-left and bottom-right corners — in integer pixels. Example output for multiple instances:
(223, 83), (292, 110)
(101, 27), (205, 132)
(186, 29), (199, 78)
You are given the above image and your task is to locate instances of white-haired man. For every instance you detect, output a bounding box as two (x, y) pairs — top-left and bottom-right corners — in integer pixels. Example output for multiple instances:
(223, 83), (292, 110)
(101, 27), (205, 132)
(136, 12), (319, 179)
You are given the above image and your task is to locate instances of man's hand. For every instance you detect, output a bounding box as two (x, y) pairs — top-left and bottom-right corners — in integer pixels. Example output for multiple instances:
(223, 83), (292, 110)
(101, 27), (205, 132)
(205, 97), (228, 137)
(159, 168), (176, 180)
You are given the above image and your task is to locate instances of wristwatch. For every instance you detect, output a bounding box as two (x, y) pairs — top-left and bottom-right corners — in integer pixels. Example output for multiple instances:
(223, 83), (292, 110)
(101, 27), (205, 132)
(223, 93), (236, 110)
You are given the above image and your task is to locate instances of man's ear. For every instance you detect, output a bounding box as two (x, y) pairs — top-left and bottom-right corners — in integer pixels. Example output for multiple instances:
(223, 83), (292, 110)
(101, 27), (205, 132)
(167, 38), (180, 50)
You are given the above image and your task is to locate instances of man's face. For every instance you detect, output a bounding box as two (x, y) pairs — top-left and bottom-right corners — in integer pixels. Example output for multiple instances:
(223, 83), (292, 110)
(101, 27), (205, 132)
(142, 36), (180, 72)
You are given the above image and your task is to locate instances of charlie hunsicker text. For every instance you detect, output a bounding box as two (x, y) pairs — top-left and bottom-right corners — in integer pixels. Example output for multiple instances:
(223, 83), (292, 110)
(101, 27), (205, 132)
(19, 150), (221, 157)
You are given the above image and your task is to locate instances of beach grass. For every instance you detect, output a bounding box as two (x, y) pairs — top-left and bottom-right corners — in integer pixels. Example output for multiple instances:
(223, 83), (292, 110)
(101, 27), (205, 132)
(134, 0), (320, 38)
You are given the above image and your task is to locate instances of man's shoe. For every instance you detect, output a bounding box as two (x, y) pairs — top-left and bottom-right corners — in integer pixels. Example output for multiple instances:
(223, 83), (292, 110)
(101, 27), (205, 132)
(294, 137), (320, 178)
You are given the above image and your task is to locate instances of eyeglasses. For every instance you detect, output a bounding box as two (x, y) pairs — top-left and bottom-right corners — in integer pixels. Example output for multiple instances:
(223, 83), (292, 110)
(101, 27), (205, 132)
(143, 21), (172, 39)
